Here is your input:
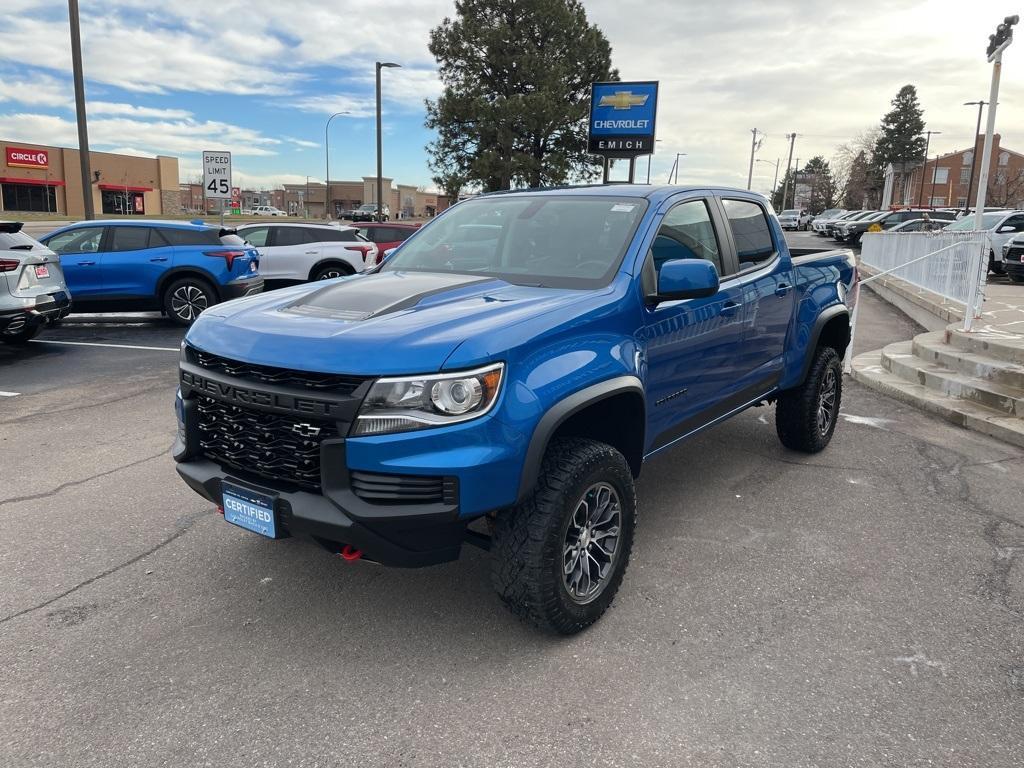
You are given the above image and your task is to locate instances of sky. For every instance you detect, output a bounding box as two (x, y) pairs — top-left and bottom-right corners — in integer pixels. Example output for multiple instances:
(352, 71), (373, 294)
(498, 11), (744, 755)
(0, 0), (1020, 194)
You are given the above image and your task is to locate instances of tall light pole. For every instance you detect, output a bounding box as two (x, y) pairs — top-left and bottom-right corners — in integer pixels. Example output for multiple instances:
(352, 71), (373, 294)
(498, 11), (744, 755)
(962, 101), (988, 215)
(667, 152), (686, 184)
(781, 132), (797, 210)
(376, 62), (401, 222)
(917, 130), (942, 207)
(756, 157), (780, 199)
(68, 0), (94, 219)
(645, 140), (662, 184)
(746, 128), (762, 190)
(324, 111), (350, 219)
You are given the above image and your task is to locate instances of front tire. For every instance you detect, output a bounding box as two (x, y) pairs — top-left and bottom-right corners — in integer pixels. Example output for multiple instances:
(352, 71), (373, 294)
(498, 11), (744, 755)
(491, 438), (637, 635)
(163, 277), (215, 326)
(776, 345), (842, 453)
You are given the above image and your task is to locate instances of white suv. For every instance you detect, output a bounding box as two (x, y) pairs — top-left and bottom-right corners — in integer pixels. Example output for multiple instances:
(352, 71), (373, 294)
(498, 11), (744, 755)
(778, 209), (812, 231)
(235, 223), (377, 283)
(251, 205), (286, 217)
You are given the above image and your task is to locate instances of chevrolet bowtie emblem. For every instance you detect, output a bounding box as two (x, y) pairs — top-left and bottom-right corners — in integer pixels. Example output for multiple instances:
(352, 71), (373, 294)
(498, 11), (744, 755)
(598, 91), (648, 110)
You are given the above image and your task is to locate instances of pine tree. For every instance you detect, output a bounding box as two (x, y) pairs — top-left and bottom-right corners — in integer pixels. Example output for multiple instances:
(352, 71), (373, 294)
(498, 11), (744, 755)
(872, 85), (926, 189)
(425, 0), (617, 192)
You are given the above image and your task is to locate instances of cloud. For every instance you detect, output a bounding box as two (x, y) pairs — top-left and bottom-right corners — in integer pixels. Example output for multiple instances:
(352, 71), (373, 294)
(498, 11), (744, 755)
(284, 137), (321, 149)
(291, 94), (376, 117)
(88, 102), (193, 119)
(0, 73), (70, 108)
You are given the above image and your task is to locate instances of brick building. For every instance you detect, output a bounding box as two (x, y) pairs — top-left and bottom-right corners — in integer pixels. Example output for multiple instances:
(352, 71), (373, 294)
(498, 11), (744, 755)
(283, 177), (440, 218)
(908, 134), (1024, 210)
(1, 140), (180, 217)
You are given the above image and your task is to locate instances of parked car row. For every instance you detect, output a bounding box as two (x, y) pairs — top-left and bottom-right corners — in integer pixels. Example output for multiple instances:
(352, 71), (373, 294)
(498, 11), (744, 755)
(0, 217), (425, 344)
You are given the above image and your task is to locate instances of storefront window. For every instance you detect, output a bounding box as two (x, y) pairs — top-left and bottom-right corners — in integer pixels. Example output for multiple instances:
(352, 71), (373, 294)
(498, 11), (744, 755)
(2, 183), (57, 213)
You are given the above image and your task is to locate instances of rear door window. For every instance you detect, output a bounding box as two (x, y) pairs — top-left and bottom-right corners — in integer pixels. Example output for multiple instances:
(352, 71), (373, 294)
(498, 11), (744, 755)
(158, 228), (221, 246)
(110, 226), (152, 252)
(273, 227), (313, 247)
(721, 199), (776, 270)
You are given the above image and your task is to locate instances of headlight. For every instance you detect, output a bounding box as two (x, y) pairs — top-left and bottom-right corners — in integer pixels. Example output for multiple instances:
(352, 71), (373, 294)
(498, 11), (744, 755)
(352, 363), (504, 436)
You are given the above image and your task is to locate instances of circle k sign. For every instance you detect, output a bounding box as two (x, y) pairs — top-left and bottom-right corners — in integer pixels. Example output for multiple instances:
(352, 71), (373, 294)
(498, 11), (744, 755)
(6, 147), (49, 169)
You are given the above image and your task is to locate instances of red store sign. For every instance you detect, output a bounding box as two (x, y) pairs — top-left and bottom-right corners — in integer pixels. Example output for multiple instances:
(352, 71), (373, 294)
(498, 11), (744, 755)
(6, 147), (49, 169)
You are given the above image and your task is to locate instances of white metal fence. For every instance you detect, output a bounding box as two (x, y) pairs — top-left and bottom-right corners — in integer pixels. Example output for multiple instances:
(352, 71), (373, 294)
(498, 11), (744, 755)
(859, 231), (987, 308)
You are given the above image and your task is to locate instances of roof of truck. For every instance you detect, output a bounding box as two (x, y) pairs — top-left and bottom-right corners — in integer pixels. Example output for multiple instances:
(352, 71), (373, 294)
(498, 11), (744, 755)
(474, 184), (767, 206)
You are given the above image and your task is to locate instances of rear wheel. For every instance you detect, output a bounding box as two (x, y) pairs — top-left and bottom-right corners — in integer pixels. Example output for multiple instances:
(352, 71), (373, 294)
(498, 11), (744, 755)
(776, 345), (842, 453)
(1, 322), (39, 345)
(491, 438), (637, 635)
(1008, 273), (1024, 283)
(311, 263), (353, 281)
(989, 252), (1005, 275)
(163, 277), (215, 326)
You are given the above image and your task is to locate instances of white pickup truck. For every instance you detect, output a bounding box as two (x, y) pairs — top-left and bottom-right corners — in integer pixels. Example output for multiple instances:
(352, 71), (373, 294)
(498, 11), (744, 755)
(251, 205), (287, 217)
(778, 209), (812, 231)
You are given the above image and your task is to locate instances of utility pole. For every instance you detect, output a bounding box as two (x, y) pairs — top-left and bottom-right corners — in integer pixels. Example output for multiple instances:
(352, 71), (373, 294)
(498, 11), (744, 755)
(962, 101), (987, 215)
(746, 128), (761, 190)
(916, 130), (942, 207)
(375, 62), (401, 222)
(781, 132), (797, 210)
(68, 0), (94, 220)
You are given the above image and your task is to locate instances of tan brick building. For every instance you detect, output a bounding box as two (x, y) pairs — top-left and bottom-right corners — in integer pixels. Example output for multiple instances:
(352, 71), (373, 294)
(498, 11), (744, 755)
(1, 140), (179, 217)
(283, 177), (440, 219)
(908, 134), (1024, 210)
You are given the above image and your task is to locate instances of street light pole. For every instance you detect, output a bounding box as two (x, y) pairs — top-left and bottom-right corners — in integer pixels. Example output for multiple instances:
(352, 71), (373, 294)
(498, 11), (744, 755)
(917, 130), (942, 207)
(962, 101), (987, 215)
(746, 128), (761, 190)
(376, 62), (401, 223)
(324, 111), (350, 220)
(68, 0), (94, 220)
(645, 140), (662, 184)
(756, 158), (780, 198)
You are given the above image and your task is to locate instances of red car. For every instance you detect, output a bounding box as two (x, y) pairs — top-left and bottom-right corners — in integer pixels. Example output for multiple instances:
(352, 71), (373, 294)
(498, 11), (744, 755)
(354, 222), (421, 265)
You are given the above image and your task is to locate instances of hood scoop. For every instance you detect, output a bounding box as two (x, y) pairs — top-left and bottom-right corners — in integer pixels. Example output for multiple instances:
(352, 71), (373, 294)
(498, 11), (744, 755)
(280, 271), (491, 322)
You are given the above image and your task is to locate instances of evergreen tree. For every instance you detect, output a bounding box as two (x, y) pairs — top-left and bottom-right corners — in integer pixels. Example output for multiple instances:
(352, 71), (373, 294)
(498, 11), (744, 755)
(801, 155), (838, 212)
(872, 85), (926, 184)
(425, 0), (616, 192)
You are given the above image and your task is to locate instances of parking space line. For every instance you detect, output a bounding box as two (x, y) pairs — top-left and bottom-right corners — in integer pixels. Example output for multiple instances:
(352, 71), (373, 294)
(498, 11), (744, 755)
(0, 391), (20, 397)
(29, 339), (179, 352)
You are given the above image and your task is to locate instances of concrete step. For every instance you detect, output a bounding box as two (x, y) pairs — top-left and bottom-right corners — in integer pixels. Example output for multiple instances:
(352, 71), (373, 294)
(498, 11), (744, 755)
(912, 332), (1024, 391)
(851, 350), (1024, 449)
(880, 341), (1024, 418)
(946, 324), (1024, 366)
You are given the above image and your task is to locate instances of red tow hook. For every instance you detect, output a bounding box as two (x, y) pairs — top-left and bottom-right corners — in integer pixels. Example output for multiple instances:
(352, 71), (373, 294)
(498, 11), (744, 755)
(339, 545), (363, 561)
(216, 505), (224, 515)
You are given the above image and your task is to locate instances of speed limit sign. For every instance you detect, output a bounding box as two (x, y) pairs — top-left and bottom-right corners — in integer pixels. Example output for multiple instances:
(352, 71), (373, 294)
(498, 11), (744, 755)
(202, 150), (232, 200)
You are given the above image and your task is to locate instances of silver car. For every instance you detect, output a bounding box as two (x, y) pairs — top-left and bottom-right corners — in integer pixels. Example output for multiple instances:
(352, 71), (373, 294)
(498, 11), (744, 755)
(0, 222), (72, 344)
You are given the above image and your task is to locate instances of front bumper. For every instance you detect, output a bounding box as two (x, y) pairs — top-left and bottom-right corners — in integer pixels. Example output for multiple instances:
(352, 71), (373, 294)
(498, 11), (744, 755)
(0, 291), (72, 333)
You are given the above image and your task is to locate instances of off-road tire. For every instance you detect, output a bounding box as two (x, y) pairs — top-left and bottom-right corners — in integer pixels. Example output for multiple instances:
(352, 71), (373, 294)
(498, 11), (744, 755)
(163, 277), (216, 326)
(491, 438), (637, 635)
(0, 323), (40, 345)
(776, 345), (842, 453)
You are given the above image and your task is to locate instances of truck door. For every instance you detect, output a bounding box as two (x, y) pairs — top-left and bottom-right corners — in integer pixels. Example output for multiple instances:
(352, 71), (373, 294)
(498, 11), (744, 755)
(642, 196), (747, 452)
(716, 196), (794, 381)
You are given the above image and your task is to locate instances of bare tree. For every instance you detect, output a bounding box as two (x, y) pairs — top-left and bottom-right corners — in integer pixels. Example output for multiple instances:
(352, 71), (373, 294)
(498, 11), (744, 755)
(987, 167), (1024, 208)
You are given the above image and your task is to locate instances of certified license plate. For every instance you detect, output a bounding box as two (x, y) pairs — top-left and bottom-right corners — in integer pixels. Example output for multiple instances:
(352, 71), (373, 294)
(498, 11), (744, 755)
(222, 483), (277, 538)
(34, 265), (49, 279)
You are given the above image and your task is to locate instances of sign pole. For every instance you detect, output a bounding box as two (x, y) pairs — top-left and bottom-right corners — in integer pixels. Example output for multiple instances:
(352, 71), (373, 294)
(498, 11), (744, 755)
(627, 157), (635, 184)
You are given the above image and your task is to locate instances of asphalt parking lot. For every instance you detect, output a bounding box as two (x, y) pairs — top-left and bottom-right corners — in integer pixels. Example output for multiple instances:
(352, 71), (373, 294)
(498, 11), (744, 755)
(2, 231), (1023, 767)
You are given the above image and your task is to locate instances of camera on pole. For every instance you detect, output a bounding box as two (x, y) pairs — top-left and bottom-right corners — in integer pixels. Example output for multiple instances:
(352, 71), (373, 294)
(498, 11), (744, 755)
(987, 15), (1018, 59)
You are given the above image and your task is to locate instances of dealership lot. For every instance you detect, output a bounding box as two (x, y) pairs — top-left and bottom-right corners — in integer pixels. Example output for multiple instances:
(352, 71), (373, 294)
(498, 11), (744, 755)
(2, 236), (1023, 766)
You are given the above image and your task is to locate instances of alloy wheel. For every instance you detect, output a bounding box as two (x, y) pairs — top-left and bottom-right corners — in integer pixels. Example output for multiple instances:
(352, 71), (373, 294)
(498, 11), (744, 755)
(817, 367), (838, 435)
(170, 285), (209, 322)
(562, 482), (622, 604)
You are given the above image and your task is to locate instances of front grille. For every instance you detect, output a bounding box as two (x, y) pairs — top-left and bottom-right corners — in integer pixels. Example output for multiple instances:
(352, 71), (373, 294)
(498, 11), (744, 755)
(350, 471), (457, 505)
(188, 346), (366, 394)
(196, 396), (339, 490)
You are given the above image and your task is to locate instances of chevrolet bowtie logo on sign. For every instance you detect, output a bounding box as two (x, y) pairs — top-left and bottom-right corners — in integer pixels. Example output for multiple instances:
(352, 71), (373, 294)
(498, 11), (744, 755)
(588, 81), (658, 158)
(597, 91), (649, 110)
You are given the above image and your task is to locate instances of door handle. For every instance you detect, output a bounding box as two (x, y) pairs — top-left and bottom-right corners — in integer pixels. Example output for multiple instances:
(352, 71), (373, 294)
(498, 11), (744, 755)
(721, 300), (741, 317)
(775, 283), (791, 297)
(149, 257), (168, 262)
(305, 250), (318, 255)
(77, 260), (96, 266)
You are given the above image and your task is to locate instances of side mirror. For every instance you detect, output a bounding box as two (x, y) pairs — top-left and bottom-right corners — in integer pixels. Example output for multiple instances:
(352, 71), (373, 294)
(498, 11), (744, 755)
(654, 259), (720, 302)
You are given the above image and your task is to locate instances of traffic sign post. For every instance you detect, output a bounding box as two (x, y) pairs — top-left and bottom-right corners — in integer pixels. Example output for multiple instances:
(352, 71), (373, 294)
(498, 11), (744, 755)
(588, 81), (658, 183)
(202, 150), (232, 226)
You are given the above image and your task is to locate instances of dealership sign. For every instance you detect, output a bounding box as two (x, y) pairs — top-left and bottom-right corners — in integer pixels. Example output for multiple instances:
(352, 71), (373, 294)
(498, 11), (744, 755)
(587, 81), (658, 157)
(6, 147), (49, 169)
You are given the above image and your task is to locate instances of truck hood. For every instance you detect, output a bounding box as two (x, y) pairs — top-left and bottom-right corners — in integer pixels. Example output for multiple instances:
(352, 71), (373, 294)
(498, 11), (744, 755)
(185, 270), (592, 375)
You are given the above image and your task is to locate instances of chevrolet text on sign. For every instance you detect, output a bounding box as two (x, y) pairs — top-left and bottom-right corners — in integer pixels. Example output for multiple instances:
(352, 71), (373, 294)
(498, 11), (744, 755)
(587, 81), (659, 157)
(6, 147), (49, 169)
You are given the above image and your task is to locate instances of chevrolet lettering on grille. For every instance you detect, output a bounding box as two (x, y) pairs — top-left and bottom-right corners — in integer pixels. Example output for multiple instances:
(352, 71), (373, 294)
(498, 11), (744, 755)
(180, 370), (345, 419)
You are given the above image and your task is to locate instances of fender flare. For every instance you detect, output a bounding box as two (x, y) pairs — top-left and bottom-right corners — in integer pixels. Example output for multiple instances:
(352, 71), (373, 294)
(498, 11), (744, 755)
(797, 303), (849, 383)
(516, 375), (645, 502)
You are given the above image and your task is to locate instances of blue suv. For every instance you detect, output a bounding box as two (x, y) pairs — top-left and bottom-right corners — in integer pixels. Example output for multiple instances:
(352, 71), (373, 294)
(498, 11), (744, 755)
(40, 220), (263, 325)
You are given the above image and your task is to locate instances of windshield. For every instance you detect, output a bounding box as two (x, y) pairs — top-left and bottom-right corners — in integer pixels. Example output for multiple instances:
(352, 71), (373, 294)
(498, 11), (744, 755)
(781, 210), (799, 216)
(0, 230), (47, 251)
(945, 212), (1007, 231)
(382, 195), (648, 288)
(819, 209), (842, 218)
(358, 204), (377, 211)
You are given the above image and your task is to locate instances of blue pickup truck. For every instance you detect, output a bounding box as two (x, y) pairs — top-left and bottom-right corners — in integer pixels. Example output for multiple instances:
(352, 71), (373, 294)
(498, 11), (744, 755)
(174, 185), (856, 634)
